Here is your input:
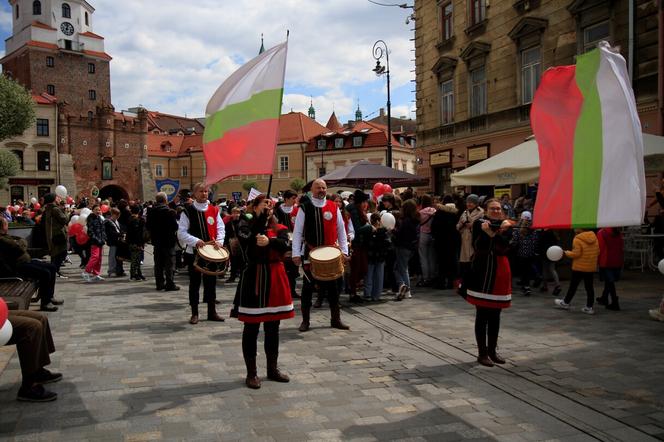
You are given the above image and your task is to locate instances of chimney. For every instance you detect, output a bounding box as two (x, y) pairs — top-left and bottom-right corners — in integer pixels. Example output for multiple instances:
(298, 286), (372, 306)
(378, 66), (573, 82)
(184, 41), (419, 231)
(347, 120), (355, 129)
(379, 108), (385, 117)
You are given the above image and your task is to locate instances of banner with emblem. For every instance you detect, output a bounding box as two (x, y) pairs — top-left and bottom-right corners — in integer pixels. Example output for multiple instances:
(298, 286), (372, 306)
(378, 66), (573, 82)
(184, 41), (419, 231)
(155, 179), (180, 202)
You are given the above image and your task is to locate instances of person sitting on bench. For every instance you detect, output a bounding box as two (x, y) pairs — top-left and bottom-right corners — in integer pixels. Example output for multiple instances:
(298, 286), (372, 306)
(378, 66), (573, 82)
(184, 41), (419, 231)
(0, 218), (63, 311)
(6, 310), (61, 402)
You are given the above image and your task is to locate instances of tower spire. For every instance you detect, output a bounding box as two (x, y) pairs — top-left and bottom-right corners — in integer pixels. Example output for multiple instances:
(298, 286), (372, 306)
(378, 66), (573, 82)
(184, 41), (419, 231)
(355, 99), (362, 121)
(259, 33), (265, 54)
(308, 96), (316, 120)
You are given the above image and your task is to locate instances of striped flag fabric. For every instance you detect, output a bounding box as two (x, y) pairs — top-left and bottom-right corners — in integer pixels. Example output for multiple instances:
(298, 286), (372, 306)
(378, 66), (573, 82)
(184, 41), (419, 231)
(531, 42), (646, 229)
(203, 42), (288, 185)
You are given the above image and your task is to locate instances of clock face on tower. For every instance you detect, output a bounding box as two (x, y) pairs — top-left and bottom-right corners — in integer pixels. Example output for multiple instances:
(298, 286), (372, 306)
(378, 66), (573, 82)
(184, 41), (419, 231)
(60, 22), (75, 36)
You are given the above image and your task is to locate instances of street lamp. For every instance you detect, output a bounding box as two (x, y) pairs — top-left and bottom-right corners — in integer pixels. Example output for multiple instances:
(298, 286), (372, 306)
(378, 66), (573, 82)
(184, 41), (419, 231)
(372, 40), (392, 169)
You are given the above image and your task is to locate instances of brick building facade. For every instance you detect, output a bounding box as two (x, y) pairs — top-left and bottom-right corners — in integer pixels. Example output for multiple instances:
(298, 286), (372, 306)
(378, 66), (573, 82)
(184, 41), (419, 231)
(1, 0), (154, 202)
(414, 0), (662, 197)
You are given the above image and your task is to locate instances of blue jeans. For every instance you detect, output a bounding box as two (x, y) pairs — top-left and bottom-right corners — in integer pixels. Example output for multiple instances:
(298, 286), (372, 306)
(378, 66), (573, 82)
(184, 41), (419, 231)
(364, 262), (385, 300)
(394, 247), (413, 289)
(418, 232), (437, 281)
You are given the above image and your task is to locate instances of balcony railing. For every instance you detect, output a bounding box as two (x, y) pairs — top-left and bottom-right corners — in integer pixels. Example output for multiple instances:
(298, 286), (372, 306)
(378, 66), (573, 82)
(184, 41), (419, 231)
(432, 104), (532, 142)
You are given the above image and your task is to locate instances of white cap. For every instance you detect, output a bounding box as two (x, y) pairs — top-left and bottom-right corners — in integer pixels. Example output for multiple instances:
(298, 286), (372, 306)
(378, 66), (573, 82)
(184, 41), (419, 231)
(520, 211), (532, 220)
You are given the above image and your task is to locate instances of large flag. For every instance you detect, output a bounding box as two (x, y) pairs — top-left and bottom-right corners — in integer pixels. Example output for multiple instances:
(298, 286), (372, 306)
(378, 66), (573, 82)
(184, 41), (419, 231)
(531, 42), (646, 229)
(203, 42), (288, 185)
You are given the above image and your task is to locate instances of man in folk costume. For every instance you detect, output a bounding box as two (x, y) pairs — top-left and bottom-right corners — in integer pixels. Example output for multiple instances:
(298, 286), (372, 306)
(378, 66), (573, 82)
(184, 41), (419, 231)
(274, 189), (300, 299)
(177, 183), (225, 324)
(233, 195), (295, 389)
(292, 179), (350, 332)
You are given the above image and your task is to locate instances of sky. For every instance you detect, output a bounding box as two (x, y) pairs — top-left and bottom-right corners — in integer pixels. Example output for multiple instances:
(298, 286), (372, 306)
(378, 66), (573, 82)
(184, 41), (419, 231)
(0, 0), (417, 125)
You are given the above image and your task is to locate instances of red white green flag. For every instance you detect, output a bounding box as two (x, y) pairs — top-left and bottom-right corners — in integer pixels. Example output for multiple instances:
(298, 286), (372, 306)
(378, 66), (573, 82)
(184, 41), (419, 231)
(531, 42), (646, 229)
(203, 42), (288, 185)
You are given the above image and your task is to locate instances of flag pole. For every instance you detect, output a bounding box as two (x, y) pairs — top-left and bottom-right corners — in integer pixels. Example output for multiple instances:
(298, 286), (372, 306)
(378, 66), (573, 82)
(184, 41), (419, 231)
(266, 30), (290, 199)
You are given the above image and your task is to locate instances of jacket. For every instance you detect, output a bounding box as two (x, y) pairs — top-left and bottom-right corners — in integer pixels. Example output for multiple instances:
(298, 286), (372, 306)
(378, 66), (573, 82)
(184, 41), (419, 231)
(86, 213), (106, 246)
(367, 227), (392, 263)
(456, 207), (484, 262)
(565, 231), (600, 272)
(393, 216), (419, 251)
(126, 216), (146, 247)
(146, 204), (178, 248)
(104, 218), (122, 246)
(43, 203), (68, 257)
(597, 228), (624, 269)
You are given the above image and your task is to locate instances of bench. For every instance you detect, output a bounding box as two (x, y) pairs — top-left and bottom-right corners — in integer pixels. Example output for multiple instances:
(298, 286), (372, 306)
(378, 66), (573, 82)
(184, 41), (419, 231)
(0, 278), (39, 310)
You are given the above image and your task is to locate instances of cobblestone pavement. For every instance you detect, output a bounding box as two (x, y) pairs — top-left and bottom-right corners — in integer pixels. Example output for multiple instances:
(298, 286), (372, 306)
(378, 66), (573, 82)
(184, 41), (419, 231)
(1, 248), (663, 441)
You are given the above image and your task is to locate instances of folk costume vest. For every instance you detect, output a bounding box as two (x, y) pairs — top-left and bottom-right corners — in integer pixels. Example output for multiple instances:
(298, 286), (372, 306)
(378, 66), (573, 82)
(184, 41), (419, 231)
(302, 199), (338, 249)
(185, 204), (219, 244)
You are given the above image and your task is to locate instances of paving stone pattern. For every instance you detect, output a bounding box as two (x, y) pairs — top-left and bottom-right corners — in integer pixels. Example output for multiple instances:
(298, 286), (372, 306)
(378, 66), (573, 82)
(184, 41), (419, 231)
(1, 248), (663, 441)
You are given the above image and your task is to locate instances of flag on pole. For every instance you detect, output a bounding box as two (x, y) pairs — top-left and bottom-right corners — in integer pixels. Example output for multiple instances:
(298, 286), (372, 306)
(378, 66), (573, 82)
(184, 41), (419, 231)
(530, 41), (646, 229)
(203, 42), (288, 185)
(247, 187), (262, 201)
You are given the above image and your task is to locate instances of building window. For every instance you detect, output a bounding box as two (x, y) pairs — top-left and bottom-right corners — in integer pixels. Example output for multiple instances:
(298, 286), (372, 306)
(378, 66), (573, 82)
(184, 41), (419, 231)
(583, 20), (610, 53)
(46, 84), (55, 95)
(317, 139), (326, 150)
(352, 136), (363, 147)
(334, 138), (344, 148)
(155, 164), (163, 177)
(279, 156), (289, 171)
(62, 3), (70, 18)
(11, 150), (23, 170)
(469, 66), (487, 117)
(102, 160), (112, 180)
(440, 80), (454, 124)
(88, 111), (94, 121)
(88, 90), (96, 100)
(181, 166), (188, 177)
(441, 2), (453, 41)
(11, 186), (24, 203)
(399, 136), (406, 146)
(46, 56), (54, 67)
(88, 63), (95, 74)
(37, 151), (50, 171)
(521, 46), (541, 104)
(85, 11), (89, 26)
(469, 0), (486, 26)
(33, 1), (41, 15)
(36, 118), (49, 136)
(15, 4), (19, 19)
(37, 186), (50, 198)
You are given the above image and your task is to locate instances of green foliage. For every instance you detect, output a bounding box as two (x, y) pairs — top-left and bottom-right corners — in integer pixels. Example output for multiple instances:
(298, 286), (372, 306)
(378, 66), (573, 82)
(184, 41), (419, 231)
(242, 180), (258, 192)
(0, 149), (21, 190)
(0, 76), (36, 142)
(290, 177), (306, 192)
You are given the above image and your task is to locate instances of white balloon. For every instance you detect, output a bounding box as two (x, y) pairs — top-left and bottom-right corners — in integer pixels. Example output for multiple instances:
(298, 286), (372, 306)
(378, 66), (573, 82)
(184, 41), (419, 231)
(70, 215), (80, 225)
(546, 246), (564, 262)
(658, 259), (664, 275)
(80, 208), (92, 217)
(55, 185), (67, 198)
(0, 321), (12, 346)
(78, 214), (88, 225)
(30, 197), (37, 204)
(381, 212), (396, 231)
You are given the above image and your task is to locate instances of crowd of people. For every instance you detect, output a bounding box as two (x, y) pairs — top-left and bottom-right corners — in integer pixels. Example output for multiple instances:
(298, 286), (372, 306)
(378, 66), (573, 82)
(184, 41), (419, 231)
(1, 177), (663, 399)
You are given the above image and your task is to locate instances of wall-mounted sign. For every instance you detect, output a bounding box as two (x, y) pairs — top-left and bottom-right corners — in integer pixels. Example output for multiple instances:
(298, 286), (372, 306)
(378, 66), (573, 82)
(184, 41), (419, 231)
(430, 151), (451, 166)
(156, 179), (180, 202)
(468, 145), (489, 162)
(91, 186), (100, 198)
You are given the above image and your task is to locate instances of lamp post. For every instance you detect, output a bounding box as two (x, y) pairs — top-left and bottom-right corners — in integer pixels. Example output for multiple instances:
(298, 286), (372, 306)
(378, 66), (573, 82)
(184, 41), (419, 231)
(372, 40), (392, 169)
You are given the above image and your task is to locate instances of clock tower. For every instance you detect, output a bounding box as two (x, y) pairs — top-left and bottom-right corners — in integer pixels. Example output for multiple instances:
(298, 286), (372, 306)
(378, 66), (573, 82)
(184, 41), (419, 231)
(1, 0), (112, 116)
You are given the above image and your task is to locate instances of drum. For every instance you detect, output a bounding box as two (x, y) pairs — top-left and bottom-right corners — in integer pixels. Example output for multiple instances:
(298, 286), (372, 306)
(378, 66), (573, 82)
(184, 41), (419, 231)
(308, 246), (344, 281)
(194, 243), (230, 276)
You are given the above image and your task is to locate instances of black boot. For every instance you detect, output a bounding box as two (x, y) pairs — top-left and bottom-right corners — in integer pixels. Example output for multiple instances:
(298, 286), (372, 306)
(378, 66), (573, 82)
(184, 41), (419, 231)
(266, 354), (290, 382)
(313, 293), (323, 308)
(245, 357), (261, 389)
(207, 302), (225, 322)
(330, 304), (350, 330)
(606, 296), (621, 311)
(488, 335), (505, 364)
(189, 305), (199, 324)
(299, 306), (311, 332)
(477, 338), (494, 367)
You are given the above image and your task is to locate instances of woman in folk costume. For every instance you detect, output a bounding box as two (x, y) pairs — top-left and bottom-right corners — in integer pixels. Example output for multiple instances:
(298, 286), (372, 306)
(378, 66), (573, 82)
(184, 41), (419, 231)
(233, 195), (295, 389)
(464, 198), (513, 367)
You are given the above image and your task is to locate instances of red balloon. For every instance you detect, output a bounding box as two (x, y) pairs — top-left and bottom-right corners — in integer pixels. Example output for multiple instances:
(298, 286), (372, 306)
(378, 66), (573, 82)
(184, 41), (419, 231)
(66, 196), (74, 205)
(7, 206), (14, 213)
(0, 298), (8, 329)
(68, 223), (83, 236)
(101, 204), (110, 214)
(33, 203), (41, 210)
(75, 231), (89, 246)
(373, 182), (385, 199)
(383, 184), (393, 194)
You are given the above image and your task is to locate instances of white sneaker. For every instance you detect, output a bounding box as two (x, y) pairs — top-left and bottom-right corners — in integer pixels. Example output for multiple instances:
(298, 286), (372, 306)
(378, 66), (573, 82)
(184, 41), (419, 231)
(405, 290), (412, 299)
(93, 275), (104, 281)
(554, 299), (570, 310)
(81, 272), (91, 282)
(581, 306), (595, 315)
(396, 284), (408, 301)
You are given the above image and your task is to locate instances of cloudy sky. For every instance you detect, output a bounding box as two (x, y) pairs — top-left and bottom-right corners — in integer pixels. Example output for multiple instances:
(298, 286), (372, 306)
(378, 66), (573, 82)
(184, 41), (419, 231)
(0, 0), (417, 124)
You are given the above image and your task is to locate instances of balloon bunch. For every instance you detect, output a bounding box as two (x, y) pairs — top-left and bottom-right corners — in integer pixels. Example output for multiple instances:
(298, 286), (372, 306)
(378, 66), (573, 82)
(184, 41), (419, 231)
(372, 182), (393, 201)
(0, 299), (12, 346)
